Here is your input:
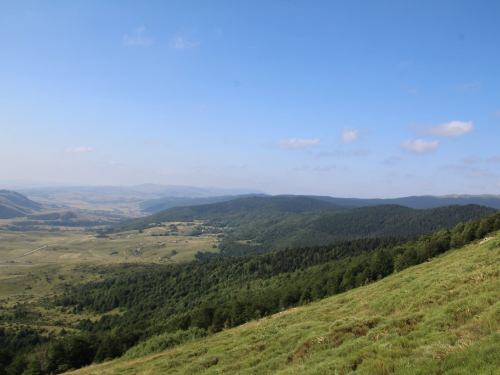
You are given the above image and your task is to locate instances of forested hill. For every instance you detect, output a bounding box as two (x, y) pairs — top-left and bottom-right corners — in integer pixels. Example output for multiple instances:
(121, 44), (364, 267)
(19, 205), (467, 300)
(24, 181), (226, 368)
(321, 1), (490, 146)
(139, 194), (500, 215)
(139, 194), (268, 213)
(214, 203), (498, 256)
(0, 189), (42, 219)
(120, 196), (351, 230)
(120, 196), (496, 256)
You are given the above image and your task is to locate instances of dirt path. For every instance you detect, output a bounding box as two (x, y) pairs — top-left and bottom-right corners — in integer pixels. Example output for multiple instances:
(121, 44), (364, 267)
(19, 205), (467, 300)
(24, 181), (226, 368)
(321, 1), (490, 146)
(0, 244), (60, 264)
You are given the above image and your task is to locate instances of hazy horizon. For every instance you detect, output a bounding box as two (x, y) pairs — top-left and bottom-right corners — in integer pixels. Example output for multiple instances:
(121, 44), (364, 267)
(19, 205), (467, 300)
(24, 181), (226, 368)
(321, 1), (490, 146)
(1, 1), (500, 198)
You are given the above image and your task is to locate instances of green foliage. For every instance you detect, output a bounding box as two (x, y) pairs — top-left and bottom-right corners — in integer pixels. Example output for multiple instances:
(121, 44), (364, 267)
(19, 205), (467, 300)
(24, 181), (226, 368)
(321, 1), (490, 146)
(70, 221), (500, 375)
(5, 210), (500, 374)
(122, 327), (206, 360)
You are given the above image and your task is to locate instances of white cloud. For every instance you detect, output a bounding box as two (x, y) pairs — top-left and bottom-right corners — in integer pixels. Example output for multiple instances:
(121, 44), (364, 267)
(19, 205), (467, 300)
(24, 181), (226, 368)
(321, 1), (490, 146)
(488, 155), (500, 162)
(169, 36), (200, 50)
(123, 27), (153, 47)
(278, 138), (320, 150)
(422, 121), (474, 137)
(65, 146), (93, 154)
(341, 128), (361, 142)
(400, 139), (439, 154)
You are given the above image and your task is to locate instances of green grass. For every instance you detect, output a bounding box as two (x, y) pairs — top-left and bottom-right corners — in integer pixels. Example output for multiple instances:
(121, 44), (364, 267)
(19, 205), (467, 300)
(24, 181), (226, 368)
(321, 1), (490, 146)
(0, 223), (220, 332)
(69, 232), (500, 374)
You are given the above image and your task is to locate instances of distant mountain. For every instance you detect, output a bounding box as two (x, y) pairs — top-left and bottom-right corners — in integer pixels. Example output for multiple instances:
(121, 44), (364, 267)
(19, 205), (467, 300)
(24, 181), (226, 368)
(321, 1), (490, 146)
(17, 184), (266, 204)
(140, 194), (270, 213)
(0, 190), (43, 219)
(306, 194), (500, 210)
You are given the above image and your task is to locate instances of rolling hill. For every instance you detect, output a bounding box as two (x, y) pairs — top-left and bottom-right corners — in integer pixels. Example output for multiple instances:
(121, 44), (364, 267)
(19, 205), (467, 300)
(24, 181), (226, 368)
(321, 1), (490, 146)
(120, 196), (497, 256)
(0, 189), (42, 219)
(120, 196), (352, 230)
(138, 194), (268, 213)
(139, 194), (500, 214)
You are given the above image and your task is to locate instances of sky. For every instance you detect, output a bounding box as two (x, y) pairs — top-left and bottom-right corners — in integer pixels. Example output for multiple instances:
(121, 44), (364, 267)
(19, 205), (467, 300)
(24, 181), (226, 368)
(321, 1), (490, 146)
(1, 0), (499, 198)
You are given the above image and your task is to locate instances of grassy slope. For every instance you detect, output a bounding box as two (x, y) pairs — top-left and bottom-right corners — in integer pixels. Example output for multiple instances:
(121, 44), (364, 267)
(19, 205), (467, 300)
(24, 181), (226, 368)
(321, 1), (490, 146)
(70, 232), (500, 375)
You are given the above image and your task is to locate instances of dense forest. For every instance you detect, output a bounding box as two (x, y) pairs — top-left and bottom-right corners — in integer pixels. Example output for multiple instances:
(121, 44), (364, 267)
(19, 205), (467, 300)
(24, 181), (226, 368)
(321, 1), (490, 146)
(215, 203), (497, 256)
(1, 210), (499, 374)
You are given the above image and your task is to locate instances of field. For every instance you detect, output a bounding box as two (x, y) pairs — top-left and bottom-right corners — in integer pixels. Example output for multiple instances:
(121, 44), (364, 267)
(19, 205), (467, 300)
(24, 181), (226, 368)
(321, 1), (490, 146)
(68, 232), (500, 374)
(0, 222), (220, 309)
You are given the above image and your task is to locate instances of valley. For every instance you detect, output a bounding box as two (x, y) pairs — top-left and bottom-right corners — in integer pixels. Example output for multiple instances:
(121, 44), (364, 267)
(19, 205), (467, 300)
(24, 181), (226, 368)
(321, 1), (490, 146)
(1, 187), (500, 375)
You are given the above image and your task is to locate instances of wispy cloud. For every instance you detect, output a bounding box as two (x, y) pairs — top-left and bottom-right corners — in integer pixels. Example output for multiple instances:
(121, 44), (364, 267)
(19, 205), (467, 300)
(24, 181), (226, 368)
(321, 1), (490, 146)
(169, 36), (200, 50)
(278, 138), (320, 150)
(341, 128), (361, 142)
(123, 27), (153, 47)
(65, 146), (93, 154)
(292, 165), (336, 172)
(441, 163), (492, 179)
(454, 80), (481, 94)
(419, 120), (474, 137)
(493, 109), (500, 117)
(399, 84), (418, 94)
(461, 156), (481, 164)
(382, 156), (402, 165)
(400, 139), (439, 154)
(316, 148), (369, 158)
(488, 155), (500, 162)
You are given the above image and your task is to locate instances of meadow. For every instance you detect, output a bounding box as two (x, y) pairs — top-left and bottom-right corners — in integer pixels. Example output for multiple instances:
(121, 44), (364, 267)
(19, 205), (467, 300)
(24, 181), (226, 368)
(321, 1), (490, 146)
(0, 221), (220, 309)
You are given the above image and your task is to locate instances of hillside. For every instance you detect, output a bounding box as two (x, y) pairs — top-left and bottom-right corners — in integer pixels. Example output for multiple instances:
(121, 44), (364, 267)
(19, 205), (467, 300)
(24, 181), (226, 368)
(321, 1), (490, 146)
(120, 196), (352, 230)
(3, 210), (499, 374)
(216, 203), (497, 256)
(121, 197), (497, 256)
(0, 189), (42, 219)
(70, 229), (500, 374)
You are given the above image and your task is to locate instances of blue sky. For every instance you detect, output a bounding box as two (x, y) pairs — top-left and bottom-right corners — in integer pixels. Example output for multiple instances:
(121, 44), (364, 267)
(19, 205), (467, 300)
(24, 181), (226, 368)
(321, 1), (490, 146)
(1, 1), (499, 197)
